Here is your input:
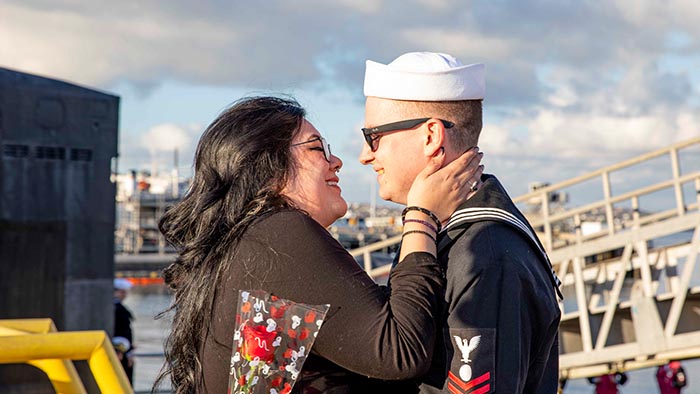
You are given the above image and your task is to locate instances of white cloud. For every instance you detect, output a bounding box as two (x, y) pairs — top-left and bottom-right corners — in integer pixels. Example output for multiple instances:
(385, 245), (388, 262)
(2, 0), (699, 202)
(140, 123), (199, 154)
(485, 108), (700, 166)
(479, 123), (513, 155)
(118, 122), (201, 176)
(325, 0), (381, 13)
(400, 29), (513, 61)
(0, 3), (236, 87)
(614, 0), (700, 34)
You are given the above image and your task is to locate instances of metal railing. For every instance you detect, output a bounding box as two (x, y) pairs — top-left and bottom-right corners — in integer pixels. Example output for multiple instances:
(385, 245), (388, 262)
(507, 137), (700, 378)
(349, 234), (402, 280)
(513, 136), (700, 252)
(0, 318), (133, 394)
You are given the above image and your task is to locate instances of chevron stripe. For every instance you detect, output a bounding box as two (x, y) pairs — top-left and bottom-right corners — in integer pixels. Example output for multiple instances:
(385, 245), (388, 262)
(447, 371), (491, 393)
(470, 384), (491, 394)
(447, 381), (463, 394)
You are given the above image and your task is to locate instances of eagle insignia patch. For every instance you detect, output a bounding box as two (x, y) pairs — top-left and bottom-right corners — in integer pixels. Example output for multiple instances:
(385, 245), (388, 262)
(447, 328), (495, 393)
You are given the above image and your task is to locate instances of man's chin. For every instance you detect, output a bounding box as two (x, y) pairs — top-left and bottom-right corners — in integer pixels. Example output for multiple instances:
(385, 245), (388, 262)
(378, 189), (392, 203)
(378, 190), (406, 205)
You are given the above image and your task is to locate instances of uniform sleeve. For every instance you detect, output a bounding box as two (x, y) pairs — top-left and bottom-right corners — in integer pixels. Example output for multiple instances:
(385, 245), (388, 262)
(211, 210), (445, 379)
(443, 223), (541, 393)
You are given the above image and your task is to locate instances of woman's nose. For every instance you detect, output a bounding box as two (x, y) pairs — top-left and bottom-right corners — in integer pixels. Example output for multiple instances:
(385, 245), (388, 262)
(331, 154), (343, 171)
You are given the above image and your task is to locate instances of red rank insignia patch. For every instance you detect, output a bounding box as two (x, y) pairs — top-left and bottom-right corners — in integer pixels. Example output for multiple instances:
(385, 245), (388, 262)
(447, 371), (491, 394)
(447, 328), (495, 393)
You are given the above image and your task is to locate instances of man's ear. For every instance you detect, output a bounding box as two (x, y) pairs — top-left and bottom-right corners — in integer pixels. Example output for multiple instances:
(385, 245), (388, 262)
(422, 118), (447, 157)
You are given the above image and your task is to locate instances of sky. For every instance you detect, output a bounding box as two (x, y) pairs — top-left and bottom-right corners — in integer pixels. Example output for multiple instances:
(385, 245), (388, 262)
(1, 0), (699, 205)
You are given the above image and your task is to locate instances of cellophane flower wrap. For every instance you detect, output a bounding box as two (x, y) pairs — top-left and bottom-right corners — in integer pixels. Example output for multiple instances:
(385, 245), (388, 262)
(228, 290), (330, 394)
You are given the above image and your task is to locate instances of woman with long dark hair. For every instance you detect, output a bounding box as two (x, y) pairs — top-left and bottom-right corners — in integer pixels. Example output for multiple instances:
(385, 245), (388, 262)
(155, 96), (482, 393)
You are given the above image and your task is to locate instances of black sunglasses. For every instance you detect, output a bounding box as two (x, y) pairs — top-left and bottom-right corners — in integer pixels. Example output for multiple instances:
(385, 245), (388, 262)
(291, 136), (332, 162)
(361, 118), (454, 151)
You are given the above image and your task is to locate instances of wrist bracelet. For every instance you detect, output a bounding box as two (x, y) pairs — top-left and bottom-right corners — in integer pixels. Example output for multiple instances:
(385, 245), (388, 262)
(402, 229), (437, 243)
(402, 206), (442, 232)
(403, 218), (438, 234)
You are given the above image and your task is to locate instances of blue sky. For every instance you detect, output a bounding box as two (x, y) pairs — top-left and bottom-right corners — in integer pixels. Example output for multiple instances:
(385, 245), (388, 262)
(1, 0), (699, 204)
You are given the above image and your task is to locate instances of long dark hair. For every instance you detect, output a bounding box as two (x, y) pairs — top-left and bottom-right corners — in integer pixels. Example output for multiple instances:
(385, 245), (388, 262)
(153, 96), (306, 393)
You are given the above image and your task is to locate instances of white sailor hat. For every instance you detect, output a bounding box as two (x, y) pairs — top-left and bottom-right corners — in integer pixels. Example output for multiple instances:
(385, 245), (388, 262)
(114, 278), (132, 291)
(364, 52), (485, 101)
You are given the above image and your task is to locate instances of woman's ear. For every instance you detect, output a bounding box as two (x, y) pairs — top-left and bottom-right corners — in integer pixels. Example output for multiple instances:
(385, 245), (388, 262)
(422, 118), (447, 157)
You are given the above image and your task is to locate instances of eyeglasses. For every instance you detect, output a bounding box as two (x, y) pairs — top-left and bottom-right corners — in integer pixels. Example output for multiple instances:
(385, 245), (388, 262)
(361, 118), (454, 151)
(291, 136), (332, 162)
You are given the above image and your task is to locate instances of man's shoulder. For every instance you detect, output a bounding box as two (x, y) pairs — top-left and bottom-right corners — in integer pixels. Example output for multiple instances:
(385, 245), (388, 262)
(442, 219), (549, 283)
(448, 219), (533, 259)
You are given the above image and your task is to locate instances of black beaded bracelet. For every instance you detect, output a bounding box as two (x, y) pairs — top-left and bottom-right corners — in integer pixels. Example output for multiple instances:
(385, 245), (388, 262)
(402, 206), (442, 232)
(403, 218), (438, 234)
(402, 229), (437, 243)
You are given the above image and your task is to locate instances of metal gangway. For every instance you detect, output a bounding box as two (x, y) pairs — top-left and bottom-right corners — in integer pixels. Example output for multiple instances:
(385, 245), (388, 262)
(352, 136), (700, 379)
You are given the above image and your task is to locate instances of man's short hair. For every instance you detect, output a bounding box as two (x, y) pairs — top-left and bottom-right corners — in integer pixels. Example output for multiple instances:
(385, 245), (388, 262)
(394, 99), (483, 151)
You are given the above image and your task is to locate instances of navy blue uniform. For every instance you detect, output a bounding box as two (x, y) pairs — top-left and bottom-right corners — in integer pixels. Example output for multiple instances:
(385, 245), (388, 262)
(418, 175), (561, 394)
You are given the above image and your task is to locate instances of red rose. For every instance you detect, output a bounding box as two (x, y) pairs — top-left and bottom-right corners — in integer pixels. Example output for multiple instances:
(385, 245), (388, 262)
(287, 328), (297, 339)
(299, 328), (309, 340)
(241, 324), (277, 362)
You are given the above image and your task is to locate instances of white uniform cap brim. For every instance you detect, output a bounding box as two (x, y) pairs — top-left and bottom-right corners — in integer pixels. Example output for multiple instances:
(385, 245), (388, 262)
(364, 60), (485, 101)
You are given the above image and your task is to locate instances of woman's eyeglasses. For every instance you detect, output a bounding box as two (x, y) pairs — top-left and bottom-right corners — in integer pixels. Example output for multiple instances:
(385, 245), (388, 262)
(361, 118), (454, 151)
(291, 136), (332, 162)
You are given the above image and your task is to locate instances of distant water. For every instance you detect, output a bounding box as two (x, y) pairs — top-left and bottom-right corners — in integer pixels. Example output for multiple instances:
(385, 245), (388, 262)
(122, 284), (172, 393)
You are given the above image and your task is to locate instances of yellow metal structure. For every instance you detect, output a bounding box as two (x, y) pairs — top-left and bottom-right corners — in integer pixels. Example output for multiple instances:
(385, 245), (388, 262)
(0, 318), (133, 394)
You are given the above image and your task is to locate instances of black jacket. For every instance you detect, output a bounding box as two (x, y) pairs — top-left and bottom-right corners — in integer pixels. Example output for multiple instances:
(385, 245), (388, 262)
(114, 300), (133, 345)
(202, 209), (446, 394)
(418, 175), (561, 394)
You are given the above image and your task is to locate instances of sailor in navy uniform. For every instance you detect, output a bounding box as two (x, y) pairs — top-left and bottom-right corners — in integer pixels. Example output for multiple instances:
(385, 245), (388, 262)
(421, 174), (562, 393)
(361, 52), (562, 393)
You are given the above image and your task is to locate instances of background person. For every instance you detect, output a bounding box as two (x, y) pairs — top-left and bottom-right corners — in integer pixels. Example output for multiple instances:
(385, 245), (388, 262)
(587, 372), (627, 394)
(657, 361), (688, 394)
(113, 277), (134, 384)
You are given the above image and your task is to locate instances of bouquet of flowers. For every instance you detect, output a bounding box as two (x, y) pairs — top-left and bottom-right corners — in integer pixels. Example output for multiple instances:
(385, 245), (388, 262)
(228, 290), (330, 394)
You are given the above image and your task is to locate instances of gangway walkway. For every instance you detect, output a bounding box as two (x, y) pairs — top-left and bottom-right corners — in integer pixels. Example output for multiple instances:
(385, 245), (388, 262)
(352, 136), (700, 379)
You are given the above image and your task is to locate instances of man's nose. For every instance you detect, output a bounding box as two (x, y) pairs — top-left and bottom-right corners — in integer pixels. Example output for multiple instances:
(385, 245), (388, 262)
(358, 141), (374, 165)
